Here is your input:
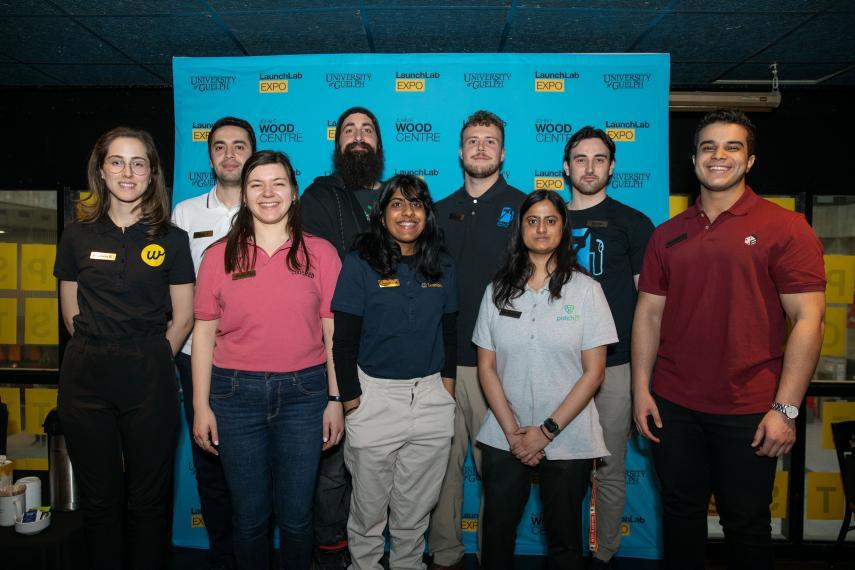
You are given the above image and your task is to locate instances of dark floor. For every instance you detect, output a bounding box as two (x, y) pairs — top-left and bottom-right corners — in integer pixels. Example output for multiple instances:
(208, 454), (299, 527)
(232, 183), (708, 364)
(168, 548), (855, 569)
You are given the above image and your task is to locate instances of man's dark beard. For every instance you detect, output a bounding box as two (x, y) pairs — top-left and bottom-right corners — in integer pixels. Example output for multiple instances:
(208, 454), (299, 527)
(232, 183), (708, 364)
(334, 143), (384, 189)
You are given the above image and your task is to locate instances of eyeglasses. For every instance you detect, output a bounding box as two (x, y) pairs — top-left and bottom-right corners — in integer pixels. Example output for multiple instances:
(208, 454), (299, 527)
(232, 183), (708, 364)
(104, 156), (150, 176)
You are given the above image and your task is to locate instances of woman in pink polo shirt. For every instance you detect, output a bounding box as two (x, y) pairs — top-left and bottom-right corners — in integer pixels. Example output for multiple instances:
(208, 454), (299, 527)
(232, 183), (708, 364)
(191, 150), (343, 569)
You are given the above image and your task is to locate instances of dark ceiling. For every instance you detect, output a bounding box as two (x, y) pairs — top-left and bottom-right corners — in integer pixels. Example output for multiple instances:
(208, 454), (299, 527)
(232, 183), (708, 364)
(1, 0), (853, 88)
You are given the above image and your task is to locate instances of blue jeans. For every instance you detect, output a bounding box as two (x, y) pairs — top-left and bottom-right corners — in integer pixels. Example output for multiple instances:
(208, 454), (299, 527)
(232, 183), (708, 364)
(210, 364), (328, 570)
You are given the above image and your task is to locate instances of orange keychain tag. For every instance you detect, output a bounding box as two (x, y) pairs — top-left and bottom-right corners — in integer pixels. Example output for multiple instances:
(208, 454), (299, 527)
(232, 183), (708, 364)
(589, 460), (599, 552)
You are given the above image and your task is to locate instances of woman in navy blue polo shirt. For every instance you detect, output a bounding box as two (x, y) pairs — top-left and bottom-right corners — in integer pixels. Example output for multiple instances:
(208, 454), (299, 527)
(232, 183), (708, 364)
(54, 127), (195, 570)
(331, 174), (458, 569)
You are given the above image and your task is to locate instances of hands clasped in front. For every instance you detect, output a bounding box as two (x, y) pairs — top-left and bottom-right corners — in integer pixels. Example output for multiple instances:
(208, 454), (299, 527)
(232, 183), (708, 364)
(508, 426), (549, 467)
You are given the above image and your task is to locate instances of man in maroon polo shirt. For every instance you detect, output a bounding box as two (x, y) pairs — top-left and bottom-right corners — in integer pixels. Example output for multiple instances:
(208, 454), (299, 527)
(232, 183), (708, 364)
(632, 110), (826, 569)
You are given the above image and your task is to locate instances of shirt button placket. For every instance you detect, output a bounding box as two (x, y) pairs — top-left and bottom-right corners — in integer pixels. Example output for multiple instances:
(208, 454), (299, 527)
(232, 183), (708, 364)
(530, 303), (536, 339)
(118, 241), (127, 284)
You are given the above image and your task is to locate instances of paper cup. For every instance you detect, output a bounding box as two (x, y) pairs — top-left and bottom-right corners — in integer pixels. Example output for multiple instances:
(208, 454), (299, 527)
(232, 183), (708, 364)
(15, 477), (42, 510)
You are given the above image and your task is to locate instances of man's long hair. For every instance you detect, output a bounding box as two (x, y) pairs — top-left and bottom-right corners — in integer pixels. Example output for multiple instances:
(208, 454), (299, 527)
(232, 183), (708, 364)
(333, 106), (384, 188)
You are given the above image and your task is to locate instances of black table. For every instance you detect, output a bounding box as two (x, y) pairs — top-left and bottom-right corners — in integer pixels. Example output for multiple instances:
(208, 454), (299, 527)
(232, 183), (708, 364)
(0, 510), (86, 569)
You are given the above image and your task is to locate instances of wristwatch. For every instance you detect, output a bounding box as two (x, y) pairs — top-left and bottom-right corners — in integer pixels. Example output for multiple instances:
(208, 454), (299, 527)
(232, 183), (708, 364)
(543, 417), (562, 437)
(771, 402), (799, 420)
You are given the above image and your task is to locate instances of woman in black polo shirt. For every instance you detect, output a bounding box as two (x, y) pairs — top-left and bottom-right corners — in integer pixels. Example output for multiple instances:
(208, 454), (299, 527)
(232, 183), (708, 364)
(331, 174), (458, 569)
(54, 127), (195, 570)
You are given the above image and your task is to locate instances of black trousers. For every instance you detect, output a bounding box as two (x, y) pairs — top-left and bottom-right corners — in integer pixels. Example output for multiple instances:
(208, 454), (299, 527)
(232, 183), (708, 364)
(650, 395), (777, 570)
(58, 335), (179, 570)
(480, 443), (591, 570)
(313, 438), (351, 549)
(176, 352), (236, 569)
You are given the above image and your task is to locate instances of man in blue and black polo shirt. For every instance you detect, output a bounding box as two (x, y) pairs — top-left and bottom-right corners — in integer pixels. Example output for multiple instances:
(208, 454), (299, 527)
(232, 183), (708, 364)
(428, 110), (525, 569)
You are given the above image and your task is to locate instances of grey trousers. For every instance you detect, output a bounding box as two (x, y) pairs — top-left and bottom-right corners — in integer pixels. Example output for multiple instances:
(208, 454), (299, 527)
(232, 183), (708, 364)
(592, 363), (632, 561)
(427, 365), (487, 565)
(345, 370), (455, 570)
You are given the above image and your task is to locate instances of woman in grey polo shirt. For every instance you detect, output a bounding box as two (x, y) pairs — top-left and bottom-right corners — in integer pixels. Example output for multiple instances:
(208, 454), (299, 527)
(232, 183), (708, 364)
(473, 190), (617, 569)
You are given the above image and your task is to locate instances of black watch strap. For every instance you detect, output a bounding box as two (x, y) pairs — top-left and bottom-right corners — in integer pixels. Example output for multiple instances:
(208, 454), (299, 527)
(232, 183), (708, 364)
(543, 417), (561, 436)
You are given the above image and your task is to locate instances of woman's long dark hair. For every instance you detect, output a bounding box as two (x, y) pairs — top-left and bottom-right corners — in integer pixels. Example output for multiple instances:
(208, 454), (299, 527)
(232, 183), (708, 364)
(492, 190), (578, 309)
(80, 127), (170, 238)
(223, 150), (309, 274)
(353, 174), (444, 280)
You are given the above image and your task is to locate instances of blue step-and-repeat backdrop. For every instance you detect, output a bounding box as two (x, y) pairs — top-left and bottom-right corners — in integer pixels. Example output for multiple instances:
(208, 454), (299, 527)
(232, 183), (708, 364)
(171, 53), (669, 559)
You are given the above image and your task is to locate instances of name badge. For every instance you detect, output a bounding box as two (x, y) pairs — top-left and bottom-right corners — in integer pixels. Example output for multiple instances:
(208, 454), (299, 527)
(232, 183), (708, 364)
(90, 251), (116, 261)
(193, 230), (214, 238)
(378, 278), (400, 288)
(666, 233), (688, 248)
(587, 220), (609, 228)
(449, 212), (465, 222)
(499, 309), (522, 319)
(421, 282), (443, 288)
(232, 270), (256, 280)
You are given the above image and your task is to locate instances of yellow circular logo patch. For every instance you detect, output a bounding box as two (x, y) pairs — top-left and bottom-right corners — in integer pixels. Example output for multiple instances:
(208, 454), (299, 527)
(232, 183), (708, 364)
(141, 244), (166, 267)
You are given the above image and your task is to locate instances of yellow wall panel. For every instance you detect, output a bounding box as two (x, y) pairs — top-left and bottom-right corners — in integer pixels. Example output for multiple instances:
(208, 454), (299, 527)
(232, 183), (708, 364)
(23, 387), (57, 435)
(824, 255), (855, 305)
(0, 298), (17, 345)
(0, 386), (22, 434)
(821, 306), (846, 357)
(0, 243), (17, 290)
(21, 244), (56, 292)
(806, 471), (845, 520)
(821, 400), (855, 449)
(669, 195), (689, 218)
(764, 196), (796, 211)
(24, 298), (58, 345)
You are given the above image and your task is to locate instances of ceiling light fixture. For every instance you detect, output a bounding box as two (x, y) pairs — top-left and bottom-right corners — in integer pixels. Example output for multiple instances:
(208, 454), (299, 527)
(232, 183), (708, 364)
(670, 63), (782, 112)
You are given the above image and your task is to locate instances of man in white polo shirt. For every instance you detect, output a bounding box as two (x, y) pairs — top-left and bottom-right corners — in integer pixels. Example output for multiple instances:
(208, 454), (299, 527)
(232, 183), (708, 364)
(171, 116), (256, 570)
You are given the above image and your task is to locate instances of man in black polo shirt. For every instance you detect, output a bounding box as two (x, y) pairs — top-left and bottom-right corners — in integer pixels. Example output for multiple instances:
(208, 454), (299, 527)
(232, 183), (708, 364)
(429, 110), (525, 569)
(565, 126), (654, 568)
(301, 106), (384, 569)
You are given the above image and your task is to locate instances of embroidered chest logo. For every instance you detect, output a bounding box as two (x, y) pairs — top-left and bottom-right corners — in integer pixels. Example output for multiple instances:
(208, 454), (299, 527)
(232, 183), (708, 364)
(556, 304), (580, 322)
(141, 244), (166, 267)
(744, 234), (758, 246)
(497, 207), (515, 228)
(289, 268), (316, 279)
(571, 228), (604, 276)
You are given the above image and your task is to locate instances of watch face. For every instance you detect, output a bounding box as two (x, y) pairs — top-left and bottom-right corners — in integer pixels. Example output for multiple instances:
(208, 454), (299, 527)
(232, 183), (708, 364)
(785, 405), (799, 419)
